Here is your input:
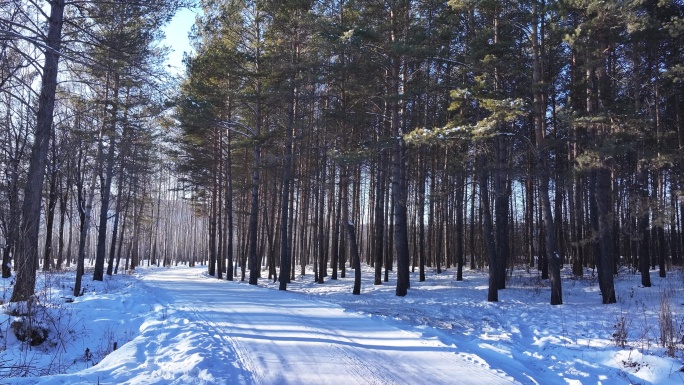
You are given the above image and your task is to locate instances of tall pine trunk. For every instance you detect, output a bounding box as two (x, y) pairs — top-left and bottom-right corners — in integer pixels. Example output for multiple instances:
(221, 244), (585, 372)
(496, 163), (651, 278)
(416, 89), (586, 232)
(11, 0), (66, 302)
(94, 76), (120, 281)
(278, 84), (295, 290)
(478, 154), (498, 302)
(595, 168), (617, 304)
(373, 153), (385, 285)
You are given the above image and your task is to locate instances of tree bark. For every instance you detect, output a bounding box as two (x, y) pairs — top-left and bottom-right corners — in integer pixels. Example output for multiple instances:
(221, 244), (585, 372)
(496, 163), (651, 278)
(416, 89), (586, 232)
(278, 85), (295, 290)
(637, 169), (652, 287)
(75, 147), (99, 297)
(490, 134), (511, 291)
(247, 88), (262, 285)
(317, 146), (327, 284)
(595, 168), (617, 304)
(478, 154), (498, 302)
(43, 161), (59, 271)
(94, 76), (120, 281)
(225, 126), (234, 281)
(10, 0), (66, 302)
(341, 168), (361, 295)
(418, 148), (426, 282)
(374, 153), (385, 285)
(455, 169), (465, 281)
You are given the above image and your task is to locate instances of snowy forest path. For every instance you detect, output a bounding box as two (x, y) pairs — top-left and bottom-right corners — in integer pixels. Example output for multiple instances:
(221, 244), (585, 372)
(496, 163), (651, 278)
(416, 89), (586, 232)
(139, 267), (518, 385)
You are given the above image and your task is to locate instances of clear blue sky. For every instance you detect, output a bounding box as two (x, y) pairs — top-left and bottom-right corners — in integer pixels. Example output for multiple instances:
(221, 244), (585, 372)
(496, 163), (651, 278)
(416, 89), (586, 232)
(162, 7), (197, 74)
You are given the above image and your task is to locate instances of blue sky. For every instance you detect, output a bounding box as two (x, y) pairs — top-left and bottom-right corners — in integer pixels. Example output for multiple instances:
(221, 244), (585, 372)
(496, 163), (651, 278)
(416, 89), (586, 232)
(162, 7), (198, 74)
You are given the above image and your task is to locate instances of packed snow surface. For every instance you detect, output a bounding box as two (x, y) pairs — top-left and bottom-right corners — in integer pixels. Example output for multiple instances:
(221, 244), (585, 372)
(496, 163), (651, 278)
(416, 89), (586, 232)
(1, 265), (684, 384)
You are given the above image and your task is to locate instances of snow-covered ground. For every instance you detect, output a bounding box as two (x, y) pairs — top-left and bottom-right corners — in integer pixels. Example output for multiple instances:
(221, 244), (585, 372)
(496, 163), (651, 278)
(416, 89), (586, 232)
(1, 264), (683, 384)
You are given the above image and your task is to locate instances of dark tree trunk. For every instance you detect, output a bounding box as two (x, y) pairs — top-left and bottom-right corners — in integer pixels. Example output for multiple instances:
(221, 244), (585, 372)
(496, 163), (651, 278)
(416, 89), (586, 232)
(373, 153), (385, 285)
(525, 165), (536, 269)
(208, 153), (218, 277)
(589, 172), (601, 274)
(540, 162), (562, 305)
(531, 7), (561, 304)
(225, 128), (234, 281)
(11, 0), (65, 302)
(385, 174), (393, 283)
(657, 225), (667, 278)
(669, 185), (679, 266)
(478, 155), (498, 303)
(317, 146), (327, 284)
(569, 179), (583, 276)
(75, 156), (97, 297)
(595, 167), (616, 304)
(1, 153), (20, 278)
(94, 73), (120, 281)
(418, 148), (427, 282)
(331, 168), (340, 280)
(114, 199), (129, 275)
(469, 173), (476, 270)
(348, 220), (362, 295)
(216, 132), (224, 279)
(247, 146), (261, 285)
(106, 188), (123, 276)
(56, 170), (69, 271)
(94, 111), (118, 280)
(638, 212), (652, 287)
(455, 170), (465, 281)
(43, 166), (59, 271)
(392, 137), (410, 297)
(278, 84), (295, 290)
(493, 137), (510, 290)
(340, 168), (361, 295)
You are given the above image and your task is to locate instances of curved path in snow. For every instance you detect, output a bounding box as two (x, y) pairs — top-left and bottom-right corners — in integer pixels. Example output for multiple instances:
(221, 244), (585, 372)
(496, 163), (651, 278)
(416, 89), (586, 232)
(142, 268), (517, 385)
(25, 267), (519, 385)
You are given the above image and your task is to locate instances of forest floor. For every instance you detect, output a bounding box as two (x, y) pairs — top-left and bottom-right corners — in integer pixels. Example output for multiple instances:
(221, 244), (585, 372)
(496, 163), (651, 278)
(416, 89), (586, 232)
(0, 263), (683, 384)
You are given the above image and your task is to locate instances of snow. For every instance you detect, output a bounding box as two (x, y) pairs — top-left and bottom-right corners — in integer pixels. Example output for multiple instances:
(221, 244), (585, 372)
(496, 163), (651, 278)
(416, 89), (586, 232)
(1, 265), (683, 384)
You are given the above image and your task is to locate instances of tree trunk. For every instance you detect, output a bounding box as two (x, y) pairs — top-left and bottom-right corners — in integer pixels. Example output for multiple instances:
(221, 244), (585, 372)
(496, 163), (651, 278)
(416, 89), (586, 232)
(56, 169), (69, 271)
(341, 168), (361, 295)
(317, 146), (327, 284)
(478, 155), (498, 302)
(331, 167), (340, 280)
(493, 137), (510, 290)
(43, 166), (59, 271)
(392, 135), (410, 296)
(455, 169), (465, 281)
(637, 169), (652, 287)
(247, 131), (262, 284)
(540, 163), (562, 305)
(106, 185), (123, 276)
(595, 168), (616, 304)
(75, 155), (99, 297)
(10, 0), (66, 302)
(531, 5), (561, 304)
(374, 153), (385, 285)
(469, 171), (477, 270)
(418, 148), (427, 282)
(225, 128), (234, 280)
(278, 82), (296, 290)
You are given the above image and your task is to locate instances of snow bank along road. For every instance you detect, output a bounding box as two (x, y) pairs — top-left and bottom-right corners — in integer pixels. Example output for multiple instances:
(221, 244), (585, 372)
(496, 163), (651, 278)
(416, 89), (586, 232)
(22, 268), (519, 384)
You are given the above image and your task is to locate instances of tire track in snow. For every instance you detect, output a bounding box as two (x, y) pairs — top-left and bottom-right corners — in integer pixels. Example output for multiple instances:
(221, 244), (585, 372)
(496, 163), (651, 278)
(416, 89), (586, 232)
(142, 268), (518, 385)
(141, 272), (255, 385)
(226, 298), (386, 385)
(180, 302), (262, 385)
(190, 293), (378, 385)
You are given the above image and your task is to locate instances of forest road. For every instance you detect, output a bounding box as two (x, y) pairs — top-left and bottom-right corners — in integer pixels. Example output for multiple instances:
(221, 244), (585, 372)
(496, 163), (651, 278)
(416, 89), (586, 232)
(142, 267), (519, 385)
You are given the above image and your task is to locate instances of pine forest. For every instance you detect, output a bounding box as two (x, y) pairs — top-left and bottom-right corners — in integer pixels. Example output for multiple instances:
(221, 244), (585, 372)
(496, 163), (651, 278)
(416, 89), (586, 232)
(2, 0), (684, 314)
